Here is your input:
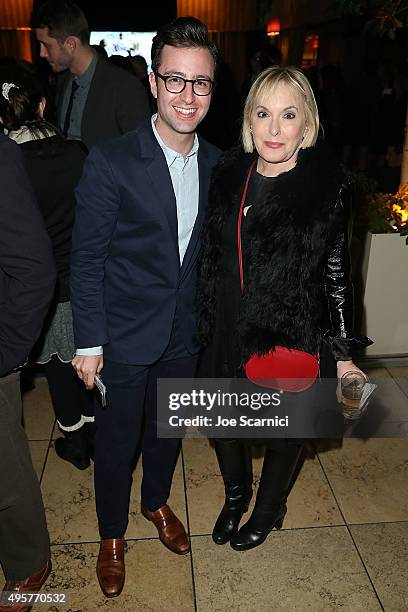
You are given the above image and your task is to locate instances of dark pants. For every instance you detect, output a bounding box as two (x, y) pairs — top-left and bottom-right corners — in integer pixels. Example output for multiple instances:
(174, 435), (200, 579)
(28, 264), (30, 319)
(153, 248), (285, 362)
(94, 319), (197, 539)
(43, 356), (94, 431)
(0, 373), (50, 580)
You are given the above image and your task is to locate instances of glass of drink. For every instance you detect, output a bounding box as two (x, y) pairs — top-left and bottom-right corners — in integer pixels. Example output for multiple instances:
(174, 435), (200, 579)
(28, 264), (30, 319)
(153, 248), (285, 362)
(341, 371), (367, 420)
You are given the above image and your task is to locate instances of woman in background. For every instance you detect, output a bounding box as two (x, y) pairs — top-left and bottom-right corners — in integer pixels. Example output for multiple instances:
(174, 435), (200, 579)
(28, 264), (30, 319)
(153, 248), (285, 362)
(0, 66), (94, 470)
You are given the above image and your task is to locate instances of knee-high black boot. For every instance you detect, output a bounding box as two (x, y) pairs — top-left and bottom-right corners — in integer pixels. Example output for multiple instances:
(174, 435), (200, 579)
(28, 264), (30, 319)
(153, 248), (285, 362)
(212, 439), (253, 545)
(230, 444), (303, 551)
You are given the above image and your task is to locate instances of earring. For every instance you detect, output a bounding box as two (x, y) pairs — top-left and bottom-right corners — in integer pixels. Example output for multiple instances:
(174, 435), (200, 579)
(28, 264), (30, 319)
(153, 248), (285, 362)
(249, 125), (253, 133)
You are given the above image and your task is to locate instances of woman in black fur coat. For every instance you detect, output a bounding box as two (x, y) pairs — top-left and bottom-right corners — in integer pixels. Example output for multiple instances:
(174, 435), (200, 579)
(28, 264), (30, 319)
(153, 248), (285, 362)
(196, 66), (371, 551)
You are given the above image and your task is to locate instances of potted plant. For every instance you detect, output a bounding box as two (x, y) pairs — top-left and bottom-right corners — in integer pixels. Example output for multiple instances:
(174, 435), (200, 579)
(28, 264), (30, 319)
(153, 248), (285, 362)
(353, 181), (408, 357)
(333, 1), (408, 357)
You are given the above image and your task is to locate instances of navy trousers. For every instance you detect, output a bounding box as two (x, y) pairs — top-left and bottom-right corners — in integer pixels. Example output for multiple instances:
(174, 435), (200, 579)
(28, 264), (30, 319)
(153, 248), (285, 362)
(94, 318), (197, 539)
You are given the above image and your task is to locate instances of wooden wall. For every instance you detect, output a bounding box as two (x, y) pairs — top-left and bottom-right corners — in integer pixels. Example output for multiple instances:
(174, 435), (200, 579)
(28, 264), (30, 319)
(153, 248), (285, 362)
(177, 0), (257, 87)
(177, 0), (256, 32)
(0, 0), (33, 61)
(0, 0), (32, 28)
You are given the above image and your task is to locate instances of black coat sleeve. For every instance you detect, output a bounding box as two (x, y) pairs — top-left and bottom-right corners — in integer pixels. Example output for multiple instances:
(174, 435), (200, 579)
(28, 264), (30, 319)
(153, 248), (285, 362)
(323, 183), (372, 360)
(0, 136), (56, 376)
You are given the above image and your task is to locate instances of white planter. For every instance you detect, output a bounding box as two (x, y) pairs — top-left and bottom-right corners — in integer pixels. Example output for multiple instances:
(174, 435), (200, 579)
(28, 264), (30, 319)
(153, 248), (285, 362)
(360, 232), (408, 357)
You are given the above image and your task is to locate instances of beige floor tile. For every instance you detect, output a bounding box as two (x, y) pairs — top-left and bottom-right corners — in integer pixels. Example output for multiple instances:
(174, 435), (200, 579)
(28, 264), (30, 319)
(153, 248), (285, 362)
(41, 445), (98, 544)
(183, 438), (225, 536)
(362, 367), (392, 378)
(319, 438), (408, 523)
(41, 446), (186, 544)
(29, 441), (49, 480)
(184, 439), (343, 535)
(26, 540), (194, 612)
(284, 455), (344, 528)
(192, 528), (382, 612)
(22, 380), (55, 441)
(387, 366), (408, 397)
(387, 365), (408, 376)
(127, 454), (187, 539)
(350, 522), (408, 612)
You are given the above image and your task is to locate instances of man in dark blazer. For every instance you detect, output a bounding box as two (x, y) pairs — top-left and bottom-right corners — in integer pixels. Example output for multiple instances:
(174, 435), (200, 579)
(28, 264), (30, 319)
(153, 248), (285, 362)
(31, 0), (149, 150)
(70, 17), (220, 598)
(0, 133), (56, 609)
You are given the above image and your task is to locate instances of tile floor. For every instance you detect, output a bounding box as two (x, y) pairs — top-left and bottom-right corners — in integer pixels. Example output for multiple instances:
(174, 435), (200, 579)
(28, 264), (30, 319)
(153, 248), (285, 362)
(3, 366), (408, 611)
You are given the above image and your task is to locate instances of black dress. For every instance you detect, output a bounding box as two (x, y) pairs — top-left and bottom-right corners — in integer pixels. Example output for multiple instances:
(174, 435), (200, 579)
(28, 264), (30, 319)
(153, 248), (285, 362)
(197, 172), (297, 448)
(199, 171), (275, 377)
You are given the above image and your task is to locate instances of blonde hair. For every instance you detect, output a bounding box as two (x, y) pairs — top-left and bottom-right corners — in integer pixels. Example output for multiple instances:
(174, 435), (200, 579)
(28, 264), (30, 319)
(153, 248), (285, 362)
(242, 65), (319, 152)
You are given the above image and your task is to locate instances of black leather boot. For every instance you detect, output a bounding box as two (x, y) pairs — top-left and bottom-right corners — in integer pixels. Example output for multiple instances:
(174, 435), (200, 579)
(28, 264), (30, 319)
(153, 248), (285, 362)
(54, 426), (90, 470)
(230, 444), (303, 551)
(212, 439), (253, 545)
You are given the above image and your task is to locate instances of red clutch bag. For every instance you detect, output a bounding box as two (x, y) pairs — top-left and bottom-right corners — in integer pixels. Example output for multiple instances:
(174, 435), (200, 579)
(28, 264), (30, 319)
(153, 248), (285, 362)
(244, 348), (319, 392)
(238, 162), (319, 393)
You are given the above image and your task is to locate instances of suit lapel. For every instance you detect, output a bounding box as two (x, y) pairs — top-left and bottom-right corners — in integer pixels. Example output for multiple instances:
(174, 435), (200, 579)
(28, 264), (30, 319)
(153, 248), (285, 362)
(146, 155), (179, 255)
(139, 125), (179, 259)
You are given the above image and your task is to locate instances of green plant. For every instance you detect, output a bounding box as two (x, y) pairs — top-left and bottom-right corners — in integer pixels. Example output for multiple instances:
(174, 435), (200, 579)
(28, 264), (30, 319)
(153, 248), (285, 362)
(349, 172), (408, 235)
(335, 0), (408, 38)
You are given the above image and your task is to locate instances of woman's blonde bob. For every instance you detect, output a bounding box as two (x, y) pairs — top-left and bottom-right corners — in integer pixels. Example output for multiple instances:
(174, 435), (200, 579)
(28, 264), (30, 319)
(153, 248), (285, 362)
(242, 65), (320, 152)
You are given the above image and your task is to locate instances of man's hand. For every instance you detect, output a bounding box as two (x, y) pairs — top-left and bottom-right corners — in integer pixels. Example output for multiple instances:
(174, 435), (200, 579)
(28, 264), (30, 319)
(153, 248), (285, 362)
(72, 354), (104, 390)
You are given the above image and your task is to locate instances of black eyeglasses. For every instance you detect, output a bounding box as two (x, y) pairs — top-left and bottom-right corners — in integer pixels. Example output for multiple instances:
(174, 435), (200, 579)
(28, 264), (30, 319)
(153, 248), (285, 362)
(156, 72), (214, 96)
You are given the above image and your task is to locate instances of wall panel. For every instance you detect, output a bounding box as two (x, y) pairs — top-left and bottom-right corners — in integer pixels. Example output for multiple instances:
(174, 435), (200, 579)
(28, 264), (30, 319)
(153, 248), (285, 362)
(0, 0), (33, 29)
(177, 0), (256, 32)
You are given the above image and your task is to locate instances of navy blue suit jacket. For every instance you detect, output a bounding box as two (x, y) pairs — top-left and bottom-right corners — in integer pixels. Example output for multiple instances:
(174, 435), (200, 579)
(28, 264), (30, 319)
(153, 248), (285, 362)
(70, 120), (220, 364)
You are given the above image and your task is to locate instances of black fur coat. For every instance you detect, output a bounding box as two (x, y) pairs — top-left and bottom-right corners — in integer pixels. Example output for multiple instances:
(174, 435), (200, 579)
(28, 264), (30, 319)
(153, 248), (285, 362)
(196, 142), (371, 362)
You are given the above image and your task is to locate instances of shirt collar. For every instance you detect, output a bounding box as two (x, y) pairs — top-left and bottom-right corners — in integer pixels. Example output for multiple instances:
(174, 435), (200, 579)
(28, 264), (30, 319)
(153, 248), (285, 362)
(6, 124), (55, 144)
(151, 114), (199, 167)
(74, 51), (98, 87)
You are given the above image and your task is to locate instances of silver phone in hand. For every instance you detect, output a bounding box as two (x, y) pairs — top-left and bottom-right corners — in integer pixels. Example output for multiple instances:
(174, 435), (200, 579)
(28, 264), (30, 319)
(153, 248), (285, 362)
(94, 374), (107, 408)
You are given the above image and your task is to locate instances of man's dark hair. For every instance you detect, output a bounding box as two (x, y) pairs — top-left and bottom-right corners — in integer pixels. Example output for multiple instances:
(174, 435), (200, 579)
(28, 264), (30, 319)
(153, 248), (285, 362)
(151, 17), (218, 75)
(31, 0), (90, 45)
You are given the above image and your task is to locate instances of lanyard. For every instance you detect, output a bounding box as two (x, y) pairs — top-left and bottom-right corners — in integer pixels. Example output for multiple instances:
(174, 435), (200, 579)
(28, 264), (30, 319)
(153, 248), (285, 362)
(237, 160), (256, 292)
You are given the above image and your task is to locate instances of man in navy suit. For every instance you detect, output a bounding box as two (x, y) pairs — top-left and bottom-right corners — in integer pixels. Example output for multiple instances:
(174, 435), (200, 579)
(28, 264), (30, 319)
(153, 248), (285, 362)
(70, 17), (220, 598)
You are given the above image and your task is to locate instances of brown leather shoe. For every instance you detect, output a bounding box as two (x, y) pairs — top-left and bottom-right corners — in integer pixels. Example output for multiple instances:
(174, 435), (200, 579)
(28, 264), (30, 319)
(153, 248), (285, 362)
(0, 558), (51, 612)
(96, 538), (125, 598)
(141, 504), (190, 555)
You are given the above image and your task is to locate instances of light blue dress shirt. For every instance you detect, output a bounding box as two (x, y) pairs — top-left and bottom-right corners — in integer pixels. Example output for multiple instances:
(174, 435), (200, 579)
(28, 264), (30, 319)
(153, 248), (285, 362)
(151, 114), (199, 264)
(76, 114), (200, 356)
